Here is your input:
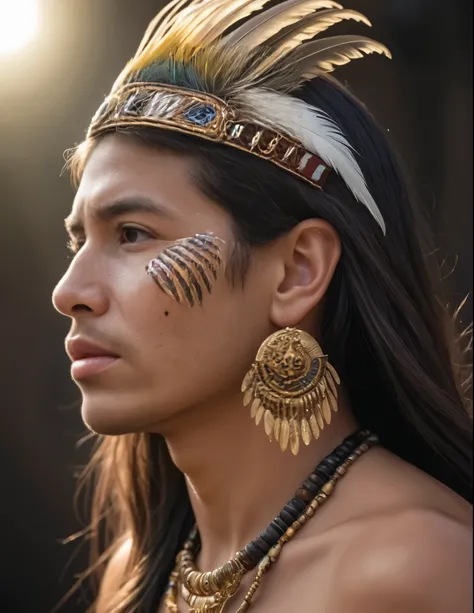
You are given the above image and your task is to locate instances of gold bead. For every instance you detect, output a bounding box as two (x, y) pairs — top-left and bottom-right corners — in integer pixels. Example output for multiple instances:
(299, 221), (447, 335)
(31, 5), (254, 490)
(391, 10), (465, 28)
(305, 506), (315, 517)
(293, 520), (302, 530)
(286, 527), (295, 538)
(298, 514), (308, 525)
(268, 544), (282, 561)
(322, 481), (334, 496)
(336, 465), (347, 475)
(316, 493), (327, 504)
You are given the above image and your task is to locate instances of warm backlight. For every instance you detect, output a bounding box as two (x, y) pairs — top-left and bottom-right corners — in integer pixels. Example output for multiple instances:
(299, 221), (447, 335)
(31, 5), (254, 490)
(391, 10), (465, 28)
(0, 0), (39, 55)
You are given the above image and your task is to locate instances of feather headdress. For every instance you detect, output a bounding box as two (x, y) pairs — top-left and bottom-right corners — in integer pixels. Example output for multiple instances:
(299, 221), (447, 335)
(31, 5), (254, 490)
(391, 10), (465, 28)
(88, 0), (391, 233)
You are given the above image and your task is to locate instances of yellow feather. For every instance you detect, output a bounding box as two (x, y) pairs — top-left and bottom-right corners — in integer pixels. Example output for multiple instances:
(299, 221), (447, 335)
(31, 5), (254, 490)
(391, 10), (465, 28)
(175, 0), (269, 63)
(265, 8), (371, 52)
(245, 34), (391, 89)
(109, 0), (391, 108)
(135, 0), (196, 57)
(124, 1), (209, 72)
(199, 0), (272, 48)
(224, 0), (342, 47)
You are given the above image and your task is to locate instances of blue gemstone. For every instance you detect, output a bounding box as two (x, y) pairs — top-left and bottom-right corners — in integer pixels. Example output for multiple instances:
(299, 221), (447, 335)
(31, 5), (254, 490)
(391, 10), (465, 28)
(184, 103), (217, 126)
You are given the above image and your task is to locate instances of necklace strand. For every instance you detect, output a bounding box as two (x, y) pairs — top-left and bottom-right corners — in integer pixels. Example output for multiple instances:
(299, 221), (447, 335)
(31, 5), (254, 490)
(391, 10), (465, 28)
(165, 430), (378, 613)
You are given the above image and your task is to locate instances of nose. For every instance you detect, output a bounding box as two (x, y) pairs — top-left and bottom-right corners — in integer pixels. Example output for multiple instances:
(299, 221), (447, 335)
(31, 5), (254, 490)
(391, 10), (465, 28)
(52, 251), (109, 319)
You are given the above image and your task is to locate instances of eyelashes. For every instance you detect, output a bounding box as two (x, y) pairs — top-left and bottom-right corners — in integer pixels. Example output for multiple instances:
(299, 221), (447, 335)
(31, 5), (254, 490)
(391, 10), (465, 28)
(146, 233), (225, 307)
(66, 225), (153, 255)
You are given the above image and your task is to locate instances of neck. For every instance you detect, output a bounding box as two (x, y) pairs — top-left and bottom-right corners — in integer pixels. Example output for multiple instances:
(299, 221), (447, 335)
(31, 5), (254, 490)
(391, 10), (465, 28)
(162, 391), (359, 571)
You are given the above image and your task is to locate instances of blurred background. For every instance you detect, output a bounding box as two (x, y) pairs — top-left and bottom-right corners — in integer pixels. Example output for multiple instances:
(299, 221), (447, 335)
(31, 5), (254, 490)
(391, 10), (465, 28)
(0, 0), (472, 611)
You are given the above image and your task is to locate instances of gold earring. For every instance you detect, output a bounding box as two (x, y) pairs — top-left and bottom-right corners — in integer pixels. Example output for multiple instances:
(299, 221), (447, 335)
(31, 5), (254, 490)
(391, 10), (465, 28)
(241, 328), (340, 455)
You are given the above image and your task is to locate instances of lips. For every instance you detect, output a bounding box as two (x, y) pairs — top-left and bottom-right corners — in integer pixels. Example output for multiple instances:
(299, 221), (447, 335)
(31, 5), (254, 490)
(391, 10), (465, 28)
(66, 337), (121, 381)
(66, 337), (120, 362)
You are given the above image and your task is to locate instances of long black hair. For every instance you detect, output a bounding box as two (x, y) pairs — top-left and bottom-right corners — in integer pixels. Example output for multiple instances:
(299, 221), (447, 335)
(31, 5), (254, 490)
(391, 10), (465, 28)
(68, 74), (472, 612)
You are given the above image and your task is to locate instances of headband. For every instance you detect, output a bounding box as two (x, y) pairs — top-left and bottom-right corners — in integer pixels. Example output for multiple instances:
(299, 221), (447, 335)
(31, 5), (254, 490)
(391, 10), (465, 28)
(87, 0), (391, 233)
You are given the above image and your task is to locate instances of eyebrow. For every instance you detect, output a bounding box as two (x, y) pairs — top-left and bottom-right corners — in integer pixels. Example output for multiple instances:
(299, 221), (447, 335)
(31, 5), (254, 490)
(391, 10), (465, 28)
(65, 196), (174, 235)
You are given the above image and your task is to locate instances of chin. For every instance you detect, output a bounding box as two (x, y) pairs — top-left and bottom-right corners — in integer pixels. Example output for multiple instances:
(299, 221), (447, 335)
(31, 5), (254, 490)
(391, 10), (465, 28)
(80, 395), (151, 436)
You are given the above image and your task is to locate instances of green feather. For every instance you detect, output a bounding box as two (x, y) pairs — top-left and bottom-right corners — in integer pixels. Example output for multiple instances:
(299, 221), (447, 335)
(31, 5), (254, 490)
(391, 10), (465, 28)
(138, 59), (206, 92)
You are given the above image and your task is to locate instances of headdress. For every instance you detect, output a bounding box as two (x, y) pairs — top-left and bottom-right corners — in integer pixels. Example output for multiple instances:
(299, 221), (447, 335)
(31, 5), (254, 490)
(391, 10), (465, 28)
(87, 0), (391, 233)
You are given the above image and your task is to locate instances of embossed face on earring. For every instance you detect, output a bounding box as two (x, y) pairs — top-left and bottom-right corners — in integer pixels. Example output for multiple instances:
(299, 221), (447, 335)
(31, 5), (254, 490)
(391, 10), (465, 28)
(146, 233), (225, 307)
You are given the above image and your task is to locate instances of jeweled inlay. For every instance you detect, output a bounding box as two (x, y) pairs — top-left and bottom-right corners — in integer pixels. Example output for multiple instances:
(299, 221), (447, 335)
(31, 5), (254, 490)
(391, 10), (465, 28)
(183, 103), (217, 126)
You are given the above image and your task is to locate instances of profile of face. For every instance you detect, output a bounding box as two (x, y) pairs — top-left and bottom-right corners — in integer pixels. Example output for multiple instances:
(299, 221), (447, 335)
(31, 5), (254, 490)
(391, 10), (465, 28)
(52, 134), (280, 436)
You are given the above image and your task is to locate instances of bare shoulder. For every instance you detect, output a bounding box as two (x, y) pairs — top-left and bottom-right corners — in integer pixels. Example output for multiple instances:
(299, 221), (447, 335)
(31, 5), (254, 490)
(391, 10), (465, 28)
(332, 507), (473, 612)
(328, 448), (473, 612)
(95, 536), (133, 613)
(262, 449), (472, 613)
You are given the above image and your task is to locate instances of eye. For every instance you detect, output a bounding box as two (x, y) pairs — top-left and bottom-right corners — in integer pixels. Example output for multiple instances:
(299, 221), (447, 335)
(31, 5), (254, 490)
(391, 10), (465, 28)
(120, 225), (152, 244)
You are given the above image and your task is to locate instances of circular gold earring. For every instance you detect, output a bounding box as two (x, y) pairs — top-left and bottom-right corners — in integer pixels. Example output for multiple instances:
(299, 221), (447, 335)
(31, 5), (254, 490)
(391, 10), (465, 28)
(241, 328), (340, 455)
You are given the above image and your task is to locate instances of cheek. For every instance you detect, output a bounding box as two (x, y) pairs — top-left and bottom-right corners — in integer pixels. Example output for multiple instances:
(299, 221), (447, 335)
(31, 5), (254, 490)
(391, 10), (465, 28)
(110, 259), (268, 410)
(116, 266), (177, 343)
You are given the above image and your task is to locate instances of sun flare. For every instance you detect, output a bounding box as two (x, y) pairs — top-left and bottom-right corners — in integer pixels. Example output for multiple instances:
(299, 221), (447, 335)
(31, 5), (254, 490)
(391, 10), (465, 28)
(0, 0), (39, 55)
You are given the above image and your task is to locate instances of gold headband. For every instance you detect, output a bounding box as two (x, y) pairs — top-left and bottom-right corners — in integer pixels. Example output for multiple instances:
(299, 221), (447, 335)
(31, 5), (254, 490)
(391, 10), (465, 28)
(88, 82), (331, 190)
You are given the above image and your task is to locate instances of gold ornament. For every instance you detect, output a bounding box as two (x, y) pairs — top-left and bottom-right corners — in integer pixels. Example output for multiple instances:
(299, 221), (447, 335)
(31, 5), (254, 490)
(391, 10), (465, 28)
(241, 328), (340, 454)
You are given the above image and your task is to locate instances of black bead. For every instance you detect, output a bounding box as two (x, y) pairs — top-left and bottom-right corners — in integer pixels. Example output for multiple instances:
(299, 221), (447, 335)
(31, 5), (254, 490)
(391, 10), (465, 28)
(262, 525), (282, 544)
(288, 499), (306, 513)
(315, 465), (333, 479)
(284, 502), (299, 518)
(332, 450), (347, 462)
(282, 502), (300, 520)
(322, 456), (339, 468)
(279, 509), (294, 525)
(255, 536), (270, 554)
(272, 517), (287, 534)
(244, 542), (263, 567)
(286, 501), (302, 516)
(308, 473), (326, 489)
(302, 479), (319, 493)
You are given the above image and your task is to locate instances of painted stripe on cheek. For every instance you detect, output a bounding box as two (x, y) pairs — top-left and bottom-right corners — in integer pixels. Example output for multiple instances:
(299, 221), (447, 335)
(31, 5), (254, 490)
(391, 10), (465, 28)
(147, 234), (225, 308)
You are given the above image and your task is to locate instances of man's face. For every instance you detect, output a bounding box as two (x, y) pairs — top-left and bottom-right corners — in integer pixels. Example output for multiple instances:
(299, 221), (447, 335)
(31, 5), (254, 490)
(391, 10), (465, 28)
(53, 134), (275, 435)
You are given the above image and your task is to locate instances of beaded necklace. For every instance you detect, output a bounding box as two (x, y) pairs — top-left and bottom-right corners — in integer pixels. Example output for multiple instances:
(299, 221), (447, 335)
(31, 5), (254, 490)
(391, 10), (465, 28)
(165, 429), (379, 613)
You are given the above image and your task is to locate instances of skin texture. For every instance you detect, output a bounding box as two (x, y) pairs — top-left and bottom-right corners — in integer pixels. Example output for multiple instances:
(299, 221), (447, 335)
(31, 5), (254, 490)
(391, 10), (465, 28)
(53, 134), (472, 613)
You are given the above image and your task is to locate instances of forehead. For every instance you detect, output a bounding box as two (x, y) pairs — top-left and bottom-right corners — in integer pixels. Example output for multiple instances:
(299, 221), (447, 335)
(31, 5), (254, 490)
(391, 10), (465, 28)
(71, 134), (222, 224)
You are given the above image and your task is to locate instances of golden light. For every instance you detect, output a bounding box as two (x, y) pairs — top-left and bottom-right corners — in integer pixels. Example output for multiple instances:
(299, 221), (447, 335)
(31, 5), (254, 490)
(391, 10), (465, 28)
(0, 0), (39, 55)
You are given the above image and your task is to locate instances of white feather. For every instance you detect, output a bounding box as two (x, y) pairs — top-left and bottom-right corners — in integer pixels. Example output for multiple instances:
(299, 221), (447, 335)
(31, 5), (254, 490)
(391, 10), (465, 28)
(235, 88), (386, 233)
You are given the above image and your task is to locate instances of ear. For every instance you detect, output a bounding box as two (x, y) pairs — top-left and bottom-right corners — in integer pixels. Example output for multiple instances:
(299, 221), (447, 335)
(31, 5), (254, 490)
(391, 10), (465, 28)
(269, 219), (341, 328)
